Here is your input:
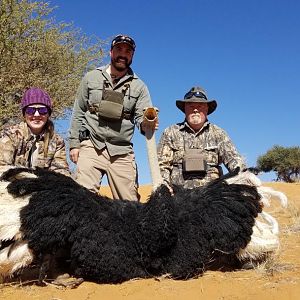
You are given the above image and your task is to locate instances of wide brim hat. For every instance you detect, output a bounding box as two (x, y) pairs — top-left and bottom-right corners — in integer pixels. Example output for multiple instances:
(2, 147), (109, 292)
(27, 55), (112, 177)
(176, 86), (217, 115)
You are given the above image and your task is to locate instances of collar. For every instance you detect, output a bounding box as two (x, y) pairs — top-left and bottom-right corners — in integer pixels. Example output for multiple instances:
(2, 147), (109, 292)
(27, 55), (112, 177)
(98, 65), (136, 79)
(179, 120), (210, 133)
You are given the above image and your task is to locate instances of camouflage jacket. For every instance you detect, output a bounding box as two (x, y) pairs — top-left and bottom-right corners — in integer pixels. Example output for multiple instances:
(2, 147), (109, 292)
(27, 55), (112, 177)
(157, 120), (246, 189)
(0, 122), (69, 175)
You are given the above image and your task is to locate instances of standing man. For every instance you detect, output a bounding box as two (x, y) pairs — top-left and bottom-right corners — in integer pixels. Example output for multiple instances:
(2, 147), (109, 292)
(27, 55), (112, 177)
(157, 86), (246, 190)
(69, 34), (153, 200)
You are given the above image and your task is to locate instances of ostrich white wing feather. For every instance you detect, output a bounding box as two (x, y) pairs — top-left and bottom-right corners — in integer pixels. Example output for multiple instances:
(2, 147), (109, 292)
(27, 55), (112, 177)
(230, 171), (288, 261)
(0, 241), (34, 276)
(0, 168), (35, 277)
(0, 173), (32, 241)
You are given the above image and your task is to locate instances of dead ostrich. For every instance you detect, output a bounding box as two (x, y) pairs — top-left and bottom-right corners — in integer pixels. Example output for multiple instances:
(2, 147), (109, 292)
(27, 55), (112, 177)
(0, 108), (287, 286)
(0, 166), (287, 286)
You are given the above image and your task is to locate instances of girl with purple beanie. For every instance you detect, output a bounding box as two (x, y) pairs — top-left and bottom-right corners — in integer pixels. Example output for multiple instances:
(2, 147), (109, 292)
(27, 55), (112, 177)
(0, 88), (69, 174)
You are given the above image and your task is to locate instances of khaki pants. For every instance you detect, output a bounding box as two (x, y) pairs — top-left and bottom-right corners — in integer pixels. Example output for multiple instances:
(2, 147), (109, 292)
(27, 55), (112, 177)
(76, 139), (139, 201)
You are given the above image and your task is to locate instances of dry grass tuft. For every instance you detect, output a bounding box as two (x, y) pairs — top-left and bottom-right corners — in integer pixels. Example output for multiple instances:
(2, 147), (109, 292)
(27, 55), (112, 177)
(283, 201), (300, 233)
(287, 202), (300, 219)
(254, 255), (293, 277)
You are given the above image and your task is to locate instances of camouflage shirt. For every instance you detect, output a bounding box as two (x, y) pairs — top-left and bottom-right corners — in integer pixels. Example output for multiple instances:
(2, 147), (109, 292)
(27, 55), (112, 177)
(157, 120), (246, 189)
(0, 121), (69, 175)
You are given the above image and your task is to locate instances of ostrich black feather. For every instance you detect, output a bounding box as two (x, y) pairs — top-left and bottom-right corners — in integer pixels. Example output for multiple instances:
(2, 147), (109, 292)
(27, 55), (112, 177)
(0, 167), (261, 283)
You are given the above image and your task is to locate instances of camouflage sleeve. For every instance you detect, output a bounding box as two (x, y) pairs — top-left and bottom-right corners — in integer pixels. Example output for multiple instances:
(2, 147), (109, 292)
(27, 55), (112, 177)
(0, 132), (16, 166)
(217, 128), (246, 172)
(48, 134), (70, 176)
(157, 128), (175, 186)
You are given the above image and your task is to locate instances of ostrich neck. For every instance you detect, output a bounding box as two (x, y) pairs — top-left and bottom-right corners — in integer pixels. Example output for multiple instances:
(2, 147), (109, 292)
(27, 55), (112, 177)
(143, 108), (164, 190)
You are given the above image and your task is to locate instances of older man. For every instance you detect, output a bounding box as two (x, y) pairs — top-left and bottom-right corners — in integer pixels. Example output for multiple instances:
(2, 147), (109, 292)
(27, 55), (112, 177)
(157, 86), (246, 190)
(69, 34), (154, 200)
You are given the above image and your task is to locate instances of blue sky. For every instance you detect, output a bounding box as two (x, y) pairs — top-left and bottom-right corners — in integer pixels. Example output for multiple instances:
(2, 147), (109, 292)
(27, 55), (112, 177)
(50, 0), (299, 184)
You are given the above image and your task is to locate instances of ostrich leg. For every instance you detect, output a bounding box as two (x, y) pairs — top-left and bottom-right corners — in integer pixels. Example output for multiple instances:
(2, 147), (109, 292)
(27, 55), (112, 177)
(143, 107), (164, 190)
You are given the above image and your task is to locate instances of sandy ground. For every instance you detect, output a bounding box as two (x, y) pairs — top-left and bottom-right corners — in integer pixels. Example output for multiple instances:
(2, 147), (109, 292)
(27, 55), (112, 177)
(1, 182), (299, 300)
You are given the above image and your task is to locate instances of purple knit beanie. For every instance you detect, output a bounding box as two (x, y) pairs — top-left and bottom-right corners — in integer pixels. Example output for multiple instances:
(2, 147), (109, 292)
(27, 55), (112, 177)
(21, 88), (52, 114)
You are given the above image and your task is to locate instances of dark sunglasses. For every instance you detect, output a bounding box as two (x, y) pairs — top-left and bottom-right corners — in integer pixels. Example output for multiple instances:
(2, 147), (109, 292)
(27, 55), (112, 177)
(24, 106), (49, 116)
(111, 35), (136, 49)
(184, 91), (207, 100)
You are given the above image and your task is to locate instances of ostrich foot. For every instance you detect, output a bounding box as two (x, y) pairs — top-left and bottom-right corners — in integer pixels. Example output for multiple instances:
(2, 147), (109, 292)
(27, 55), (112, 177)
(49, 273), (84, 288)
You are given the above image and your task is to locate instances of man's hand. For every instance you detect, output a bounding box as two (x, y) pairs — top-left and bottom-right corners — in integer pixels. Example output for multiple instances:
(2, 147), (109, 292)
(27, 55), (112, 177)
(69, 148), (80, 164)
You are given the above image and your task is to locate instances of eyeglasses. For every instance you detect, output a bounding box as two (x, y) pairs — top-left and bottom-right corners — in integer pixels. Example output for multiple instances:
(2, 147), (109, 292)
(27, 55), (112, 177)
(184, 91), (207, 100)
(24, 106), (49, 116)
(111, 35), (136, 49)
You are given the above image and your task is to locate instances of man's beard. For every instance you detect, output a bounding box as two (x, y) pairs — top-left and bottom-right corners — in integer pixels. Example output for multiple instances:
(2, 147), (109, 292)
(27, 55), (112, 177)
(111, 56), (132, 72)
(188, 114), (203, 125)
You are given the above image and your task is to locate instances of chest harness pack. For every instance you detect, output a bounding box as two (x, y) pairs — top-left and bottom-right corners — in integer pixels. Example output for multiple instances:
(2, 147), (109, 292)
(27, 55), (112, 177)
(182, 132), (208, 179)
(88, 77), (132, 123)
